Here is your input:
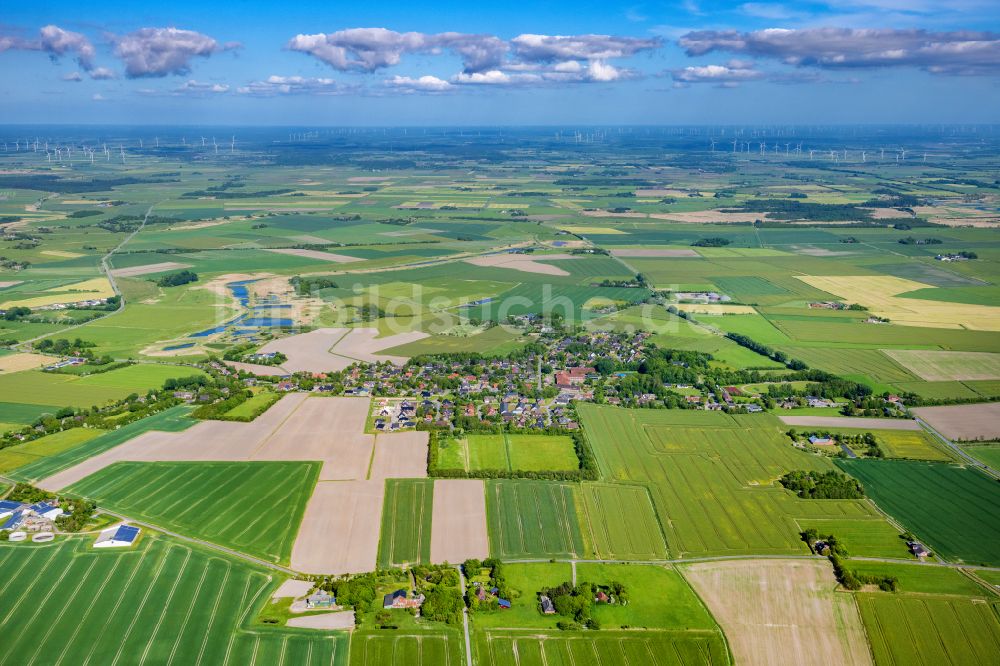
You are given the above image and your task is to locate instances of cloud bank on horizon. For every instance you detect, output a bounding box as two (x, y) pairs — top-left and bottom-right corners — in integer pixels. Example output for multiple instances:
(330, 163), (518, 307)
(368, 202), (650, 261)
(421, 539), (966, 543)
(0, 0), (997, 122)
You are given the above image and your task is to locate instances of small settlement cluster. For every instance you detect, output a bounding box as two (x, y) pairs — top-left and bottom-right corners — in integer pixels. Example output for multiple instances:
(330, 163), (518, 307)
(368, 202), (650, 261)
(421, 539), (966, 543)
(1, 498), (140, 547)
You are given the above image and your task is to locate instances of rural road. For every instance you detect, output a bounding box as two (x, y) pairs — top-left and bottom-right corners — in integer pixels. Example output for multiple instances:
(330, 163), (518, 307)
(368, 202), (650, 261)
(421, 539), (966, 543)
(17, 202), (159, 349)
(458, 566), (473, 666)
(915, 416), (999, 480)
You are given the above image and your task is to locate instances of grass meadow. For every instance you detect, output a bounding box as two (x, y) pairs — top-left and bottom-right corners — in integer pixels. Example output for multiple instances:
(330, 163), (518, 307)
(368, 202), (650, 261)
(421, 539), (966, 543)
(0, 428), (101, 475)
(67, 461), (319, 564)
(577, 483), (668, 560)
(378, 478), (433, 568)
(0, 536), (346, 665)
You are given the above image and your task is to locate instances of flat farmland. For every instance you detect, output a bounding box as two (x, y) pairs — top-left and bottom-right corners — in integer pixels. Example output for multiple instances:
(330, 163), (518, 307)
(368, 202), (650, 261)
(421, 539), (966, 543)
(0, 536), (346, 666)
(836, 459), (1000, 565)
(0, 364), (207, 409)
(776, 347), (918, 384)
(351, 632), (465, 666)
(577, 483), (668, 559)
(0, 427), (101, 474)
(485, 480), (585, 559)
(912, 402), (1000, 440)
(578, 404), (885, 558)
(473, 631), (730, 666)
(464, 433), (580, 472)
(794, 518), (906, 558)
(378, 478), (433, 568)
(858, 594), (1000, 665)
(883, 349), (1000, 381)
(67, 461), (319, 565)
(9, 405), (195, 483)
(430, 479), (489, 564)
(683, 559), (872, 666)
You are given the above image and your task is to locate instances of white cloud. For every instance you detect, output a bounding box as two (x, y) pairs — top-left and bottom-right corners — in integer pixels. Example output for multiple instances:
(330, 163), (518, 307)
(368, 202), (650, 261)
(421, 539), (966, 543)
(0, 24), (96, 71)
(679, 28), (1000, 75)
(62, 71), (83, 82)
(386, 75), (453, 92)
(89, 67), (116, 80)
(113, 27), (237, 78)
(236, 75), (354, 96)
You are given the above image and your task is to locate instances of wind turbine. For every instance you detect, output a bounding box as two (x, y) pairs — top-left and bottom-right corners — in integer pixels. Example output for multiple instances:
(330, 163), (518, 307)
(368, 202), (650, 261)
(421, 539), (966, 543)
(120, 145), (126, 164)
(731, 138), (738, 153)
(201, 136), (206, 147)
(861, 151), (867, 162)
(230, 136), (235, 154)
(809, 149), (815, 160)
(709, 139), (716, 152)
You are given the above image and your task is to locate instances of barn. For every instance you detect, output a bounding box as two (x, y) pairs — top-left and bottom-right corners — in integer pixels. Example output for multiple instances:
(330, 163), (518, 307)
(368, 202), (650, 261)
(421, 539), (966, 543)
(94, 525), (141, 548)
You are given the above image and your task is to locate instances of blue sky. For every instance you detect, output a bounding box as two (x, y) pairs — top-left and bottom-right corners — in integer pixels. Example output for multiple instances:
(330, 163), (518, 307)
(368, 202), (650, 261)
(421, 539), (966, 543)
(1, 0), (998, 125)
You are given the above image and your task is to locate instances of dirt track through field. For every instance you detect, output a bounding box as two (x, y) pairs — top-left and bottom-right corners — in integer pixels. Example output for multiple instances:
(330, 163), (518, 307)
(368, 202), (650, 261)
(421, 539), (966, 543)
(912, 402), (1000, 440)
(779, 415), (921, 430)
(291, 480), (384, 574)
(684, 559), (873, 666)
(430, 480), (489, 563)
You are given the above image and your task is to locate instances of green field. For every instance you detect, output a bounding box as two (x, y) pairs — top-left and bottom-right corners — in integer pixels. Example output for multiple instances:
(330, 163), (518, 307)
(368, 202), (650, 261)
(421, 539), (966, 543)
(350, 632), (465, 665)
(837, 459), (1000, 566)
(472, 630), (730, 666)
(0, 428), (102, 474)
(859, 594), (1000, 665)
(8, 405), (196, 483)
(458, 433), (580, 473)
(795, 517), (907, 558)
(485, 480), (585, 559)
(223, 391), (280, 419)
(578, 483), (668, 559)
(965, 444), (1000, 470)
(67, 461), (319, 564)
(0, 364), (207, 409)
(578, 404), (889, 558)
(378, 478), (434, 568)
(0, 535), (346, 665)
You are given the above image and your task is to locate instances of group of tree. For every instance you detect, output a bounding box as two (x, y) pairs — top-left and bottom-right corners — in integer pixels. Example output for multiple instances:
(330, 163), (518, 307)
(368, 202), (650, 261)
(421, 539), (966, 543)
(290, 275), (339, 295)
(155, 270), (198, 287)
(538, 580), (627, 630)
(779, 470), (865, 499)
(691, 237), (731, 247)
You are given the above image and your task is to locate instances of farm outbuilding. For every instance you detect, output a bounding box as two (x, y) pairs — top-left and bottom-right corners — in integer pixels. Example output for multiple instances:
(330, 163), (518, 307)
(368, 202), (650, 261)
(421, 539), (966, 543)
(94, 525), (141, 548)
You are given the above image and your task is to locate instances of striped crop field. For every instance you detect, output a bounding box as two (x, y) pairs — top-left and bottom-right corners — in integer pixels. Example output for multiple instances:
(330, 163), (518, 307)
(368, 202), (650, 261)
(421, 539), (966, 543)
(485, 479), (585, 559)
(67, 460), (319, 565)
(378, 478), (434, 568)
(0, 535), (346, 665)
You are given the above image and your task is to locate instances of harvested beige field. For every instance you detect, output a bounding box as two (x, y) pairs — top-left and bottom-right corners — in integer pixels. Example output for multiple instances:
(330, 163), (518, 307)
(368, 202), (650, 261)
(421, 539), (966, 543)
(254, 396), (373, 480)
(0, 281), (22, 289)
(369, 432), (429, 480)
(258, 327), (427, 373)
(913, 205), (1000, 228)
(223, 360), (288, 375)
(109, 261), (192, 278)
(430, 480), (489, 564)
(265, 248), (363, 263)
(779, 415), (920, 430)
(272, 579), (313, 600)
(684, 559), (872, 666)
(635, 188), (689, 197)
(291, 480), (384, 574)
(464, 252), (577, 276)
(882, 349), (1000, 381)
(611, 248), (699, 257)
(37, 393), (311, 491)
(912, 402), (1000, 441)
(287, 611), (355, 630)
(0, 352), (52, 373)
(40, 250), (83, 258)
(651, 210), (770, 223)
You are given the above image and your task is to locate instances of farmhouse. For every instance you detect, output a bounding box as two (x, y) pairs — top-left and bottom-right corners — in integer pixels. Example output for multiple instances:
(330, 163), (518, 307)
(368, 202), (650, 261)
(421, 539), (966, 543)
(539, 595), (556, 614)
(305, 592), (335, 609)
(94, 524), (141, 548)
(27, 502), (63, 520)
(907, 541), (930, 558)
(808, 435), (834, 446)
(382, 589), (424, 609)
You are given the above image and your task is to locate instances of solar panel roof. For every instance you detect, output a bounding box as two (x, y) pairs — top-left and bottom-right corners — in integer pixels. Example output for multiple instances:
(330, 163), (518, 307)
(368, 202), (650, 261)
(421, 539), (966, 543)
(0, 500), (22, 511)
(114, 525), (140, 542)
